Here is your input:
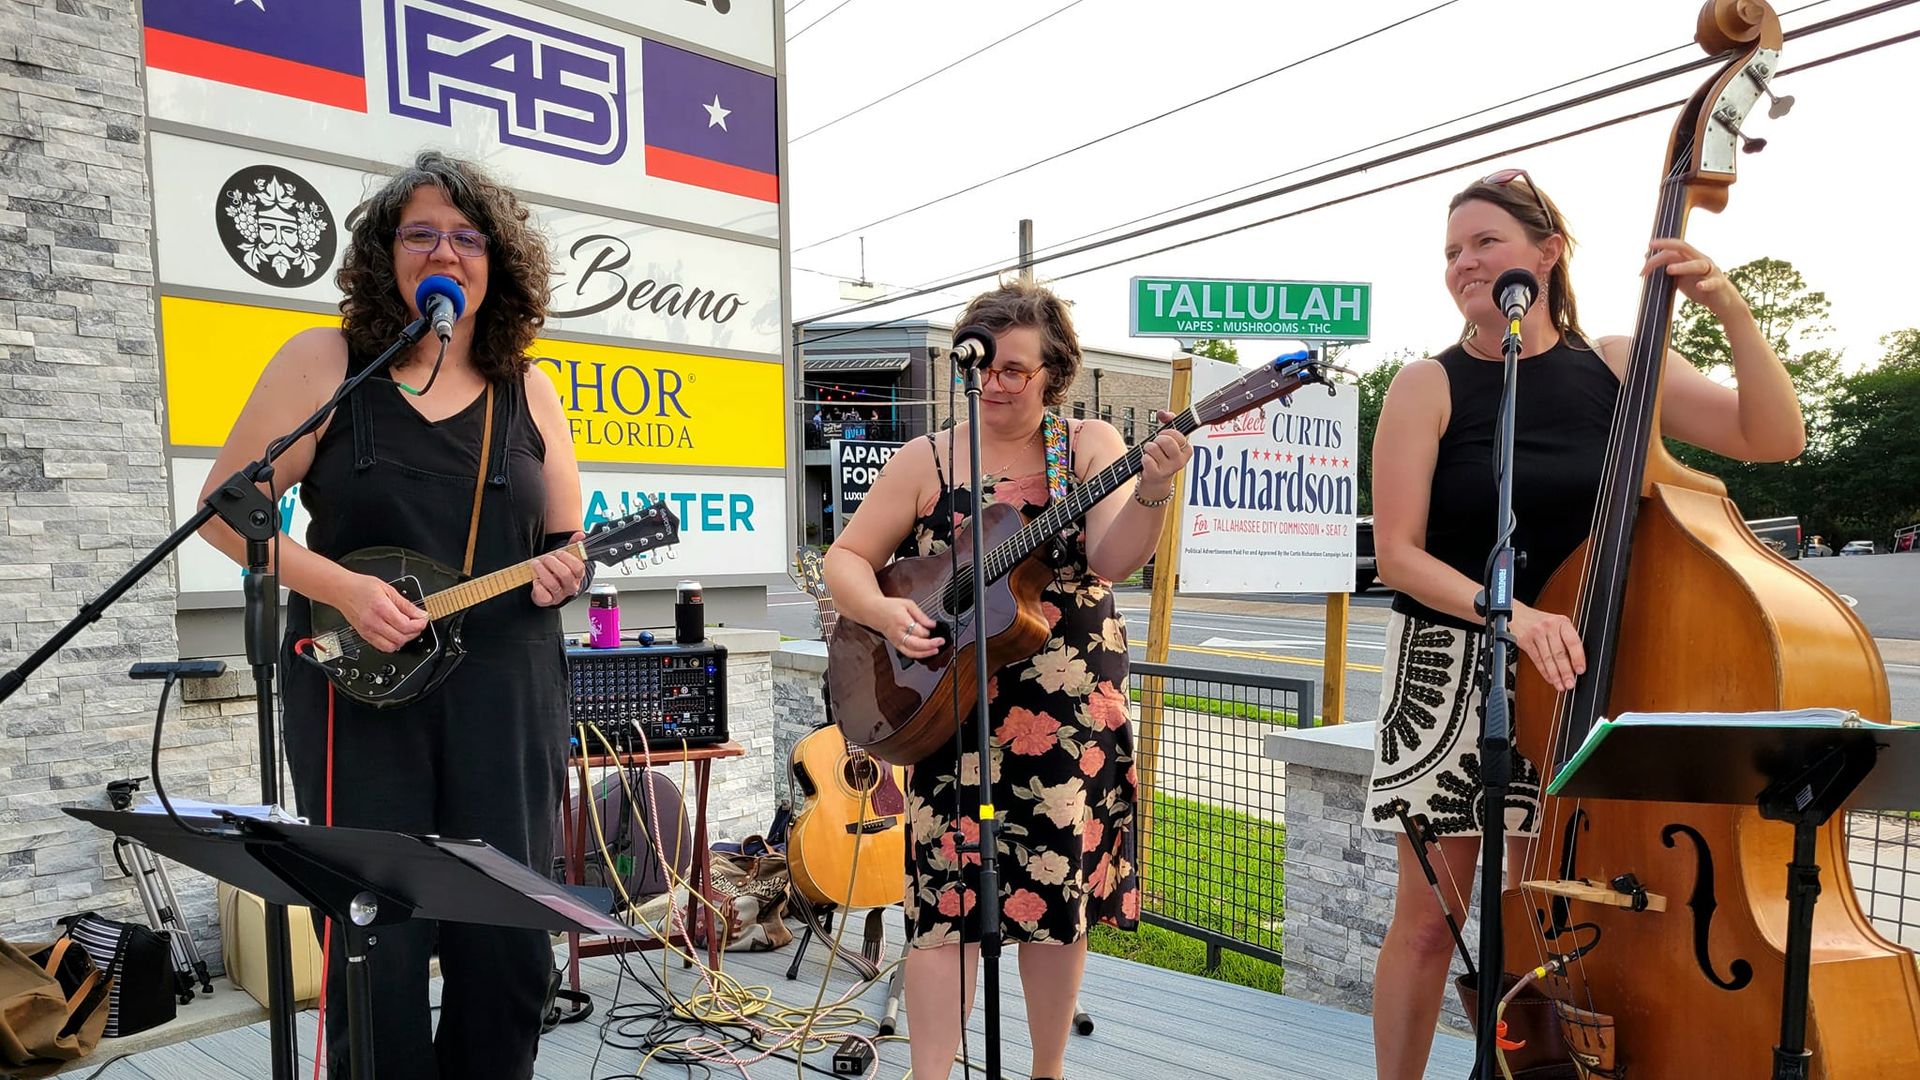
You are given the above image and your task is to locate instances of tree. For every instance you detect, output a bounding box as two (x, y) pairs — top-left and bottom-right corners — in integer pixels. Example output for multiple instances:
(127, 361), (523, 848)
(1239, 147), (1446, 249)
(1353, 350), (1411, 514)
(1878, 328), (1920, 371)
(1807, 357), (1920, 546)
(1670, 257), (1842, 446)
(1189, 339), (1239, 363)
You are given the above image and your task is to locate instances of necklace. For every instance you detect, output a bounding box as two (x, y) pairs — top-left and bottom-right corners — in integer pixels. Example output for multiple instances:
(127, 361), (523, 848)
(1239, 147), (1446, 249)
(981, 428), (1040, 480)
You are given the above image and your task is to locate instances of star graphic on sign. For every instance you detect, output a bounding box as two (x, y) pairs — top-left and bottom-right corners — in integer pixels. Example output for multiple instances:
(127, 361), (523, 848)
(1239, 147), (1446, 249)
(702, 96), (731, 131)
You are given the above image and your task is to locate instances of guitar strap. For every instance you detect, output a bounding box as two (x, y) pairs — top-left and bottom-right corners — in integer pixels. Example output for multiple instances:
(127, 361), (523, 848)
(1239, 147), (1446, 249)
(1041, 410), (1070, 501)
(460, 384), (495, 576)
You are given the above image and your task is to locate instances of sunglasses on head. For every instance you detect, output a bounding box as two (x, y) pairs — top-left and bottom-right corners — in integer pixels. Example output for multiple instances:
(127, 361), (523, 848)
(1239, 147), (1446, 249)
(1482, 168), (1556, 235)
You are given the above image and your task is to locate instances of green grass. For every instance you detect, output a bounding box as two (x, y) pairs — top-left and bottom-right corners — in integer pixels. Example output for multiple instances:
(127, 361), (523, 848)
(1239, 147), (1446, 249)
(1087, 794), (1287, 996)
(1129, 687), (1300, 726)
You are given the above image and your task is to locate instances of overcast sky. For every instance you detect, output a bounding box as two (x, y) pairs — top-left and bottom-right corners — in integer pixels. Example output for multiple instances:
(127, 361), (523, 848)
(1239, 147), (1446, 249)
(778, 0), (1919, 375)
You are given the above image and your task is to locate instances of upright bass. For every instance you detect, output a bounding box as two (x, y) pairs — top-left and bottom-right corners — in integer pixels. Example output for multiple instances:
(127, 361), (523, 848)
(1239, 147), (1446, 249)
(1499, 2), (1920, 1077)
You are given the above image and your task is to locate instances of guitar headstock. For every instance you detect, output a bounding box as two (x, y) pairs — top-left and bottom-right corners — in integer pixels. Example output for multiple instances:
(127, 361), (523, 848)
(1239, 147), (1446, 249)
(1189, 349), (1341, 428)
(584, 504), (681, 567)
(791, 547), (837, 638)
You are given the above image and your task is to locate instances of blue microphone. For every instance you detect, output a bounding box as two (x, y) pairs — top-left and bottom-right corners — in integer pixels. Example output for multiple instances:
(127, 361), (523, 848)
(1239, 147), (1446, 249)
(414, 275), (466, 342)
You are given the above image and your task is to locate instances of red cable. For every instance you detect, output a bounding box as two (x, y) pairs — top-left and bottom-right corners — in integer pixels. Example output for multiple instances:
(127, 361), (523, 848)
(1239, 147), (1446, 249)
(312, 680), (335, 1080)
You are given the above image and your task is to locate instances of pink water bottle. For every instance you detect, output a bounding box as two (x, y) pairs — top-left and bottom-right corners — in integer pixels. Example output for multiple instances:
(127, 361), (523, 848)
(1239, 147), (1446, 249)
(587, 583), (621, 648)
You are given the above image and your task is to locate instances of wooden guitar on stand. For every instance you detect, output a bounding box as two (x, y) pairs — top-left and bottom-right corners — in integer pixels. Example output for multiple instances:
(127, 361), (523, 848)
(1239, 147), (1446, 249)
(786, 549), (907, 910)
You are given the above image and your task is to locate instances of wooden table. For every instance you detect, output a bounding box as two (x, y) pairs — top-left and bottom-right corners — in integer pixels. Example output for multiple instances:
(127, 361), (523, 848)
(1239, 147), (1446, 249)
(559, 741), (745, 988)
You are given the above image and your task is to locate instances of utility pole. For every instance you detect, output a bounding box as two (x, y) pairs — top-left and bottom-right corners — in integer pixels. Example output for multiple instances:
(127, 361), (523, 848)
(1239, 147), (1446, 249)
(1018, 218), (1034, 283)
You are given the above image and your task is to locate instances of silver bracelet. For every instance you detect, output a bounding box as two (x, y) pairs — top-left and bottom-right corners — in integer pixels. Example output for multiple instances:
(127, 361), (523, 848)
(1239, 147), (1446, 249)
(1132, 481), (1174, 509)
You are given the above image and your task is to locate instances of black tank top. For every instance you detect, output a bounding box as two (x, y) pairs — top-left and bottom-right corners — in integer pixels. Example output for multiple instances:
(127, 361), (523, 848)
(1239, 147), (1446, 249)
(1391, 336), (1619, 632)
(287, 348), (555, 642)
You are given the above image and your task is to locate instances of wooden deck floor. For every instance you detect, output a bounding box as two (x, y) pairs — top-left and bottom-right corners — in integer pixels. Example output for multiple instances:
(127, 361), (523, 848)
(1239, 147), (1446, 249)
(67, 938), (1471, 1079)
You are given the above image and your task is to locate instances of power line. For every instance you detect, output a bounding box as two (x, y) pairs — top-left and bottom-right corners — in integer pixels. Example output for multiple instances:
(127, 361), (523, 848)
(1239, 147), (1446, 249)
(795, 0), (1914, 329)
(792, 0), (1090, 143)
(820, 0), (1845, 303)
(790, 0), (1467, 253)
(788, 0), (857, 42)
(794, 21), (1920, 351)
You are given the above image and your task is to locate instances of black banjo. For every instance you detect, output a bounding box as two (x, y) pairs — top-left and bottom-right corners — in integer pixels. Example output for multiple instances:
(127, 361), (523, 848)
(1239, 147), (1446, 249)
(298, 506), (680, 707)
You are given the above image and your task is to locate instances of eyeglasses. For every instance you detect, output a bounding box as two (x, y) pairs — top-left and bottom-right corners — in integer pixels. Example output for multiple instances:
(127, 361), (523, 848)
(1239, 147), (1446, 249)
(395, 225), (489, 258)
(1482, 168), (1556, 235)
(953, 365), (1042, 393)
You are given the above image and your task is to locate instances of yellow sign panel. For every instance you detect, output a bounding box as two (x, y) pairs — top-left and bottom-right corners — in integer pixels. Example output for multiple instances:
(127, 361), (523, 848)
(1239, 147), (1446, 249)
(160, 297), (786, 468)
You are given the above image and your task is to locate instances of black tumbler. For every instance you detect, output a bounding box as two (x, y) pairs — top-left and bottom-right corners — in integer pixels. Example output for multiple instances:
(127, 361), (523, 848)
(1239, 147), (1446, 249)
(674, 580), (704, 644)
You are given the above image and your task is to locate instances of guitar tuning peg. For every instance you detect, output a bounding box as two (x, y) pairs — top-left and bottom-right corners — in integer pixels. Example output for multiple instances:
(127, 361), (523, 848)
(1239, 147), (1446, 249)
(1746, 68), (1794, 119)
(1715, 106), (1766, 154)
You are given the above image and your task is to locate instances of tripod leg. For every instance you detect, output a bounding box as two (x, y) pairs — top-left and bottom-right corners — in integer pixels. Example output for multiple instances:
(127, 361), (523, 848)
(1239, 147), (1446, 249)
(879, 958), (904, 1037)
(786, 916), (814, 981)
(1073, 1003), (1093, 1037)
(123, 839), (195, 1003)
(145, 844), (215, 993)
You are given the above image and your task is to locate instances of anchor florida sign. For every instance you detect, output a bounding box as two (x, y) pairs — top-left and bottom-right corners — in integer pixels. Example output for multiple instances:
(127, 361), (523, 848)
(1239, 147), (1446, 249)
(1130, 276), (1370, 341)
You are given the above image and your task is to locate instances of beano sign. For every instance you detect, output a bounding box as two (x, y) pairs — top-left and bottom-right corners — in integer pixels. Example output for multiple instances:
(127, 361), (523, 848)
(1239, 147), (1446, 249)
(1130, 276), (1371, 341)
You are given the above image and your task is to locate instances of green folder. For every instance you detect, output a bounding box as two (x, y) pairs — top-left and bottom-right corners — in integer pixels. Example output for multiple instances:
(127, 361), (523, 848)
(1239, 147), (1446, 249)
(1546, 708), (1920, 809)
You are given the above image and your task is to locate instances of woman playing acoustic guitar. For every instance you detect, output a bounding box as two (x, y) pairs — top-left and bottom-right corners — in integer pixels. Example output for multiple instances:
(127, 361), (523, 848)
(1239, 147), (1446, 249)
(823, 281), (1194, 1080)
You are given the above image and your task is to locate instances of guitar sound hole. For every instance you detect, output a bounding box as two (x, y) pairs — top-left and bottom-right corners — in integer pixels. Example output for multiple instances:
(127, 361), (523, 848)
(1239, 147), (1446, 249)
(841, 756), (880, 794)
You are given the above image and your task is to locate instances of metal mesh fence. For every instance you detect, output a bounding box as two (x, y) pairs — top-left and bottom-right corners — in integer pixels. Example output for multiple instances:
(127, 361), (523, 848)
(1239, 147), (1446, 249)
(1847, 809), (1920, 947)
(1130, 661), (1314, 968)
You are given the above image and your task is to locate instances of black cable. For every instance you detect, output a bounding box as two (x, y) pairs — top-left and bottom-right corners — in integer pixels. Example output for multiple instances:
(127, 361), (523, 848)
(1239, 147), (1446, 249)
(794, 0), (1906, 331)
(840, 0), (1842, 290)
(149, 673), (215, 837)
(793, 0), (1466, 253)
(787, 0), (856, 42)
(943, 355), (975, 1080)
(792, 0), (1091, 142)
(794, 16), (1920, 350)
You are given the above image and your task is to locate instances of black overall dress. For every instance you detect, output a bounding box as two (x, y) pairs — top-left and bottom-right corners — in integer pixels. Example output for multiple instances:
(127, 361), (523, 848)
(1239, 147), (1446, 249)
(281, 352), (569, 1080)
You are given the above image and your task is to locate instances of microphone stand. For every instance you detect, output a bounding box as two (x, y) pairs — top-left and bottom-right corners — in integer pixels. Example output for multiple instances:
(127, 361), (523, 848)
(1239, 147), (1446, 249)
(1470, 308), (1524, 1080)
(1, 314), (436, 1080)
(959, 355), (1005, 1080)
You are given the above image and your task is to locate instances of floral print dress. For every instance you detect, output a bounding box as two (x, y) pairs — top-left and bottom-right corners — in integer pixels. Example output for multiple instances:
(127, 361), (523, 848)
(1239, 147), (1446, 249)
(898, 424), (1141, 948)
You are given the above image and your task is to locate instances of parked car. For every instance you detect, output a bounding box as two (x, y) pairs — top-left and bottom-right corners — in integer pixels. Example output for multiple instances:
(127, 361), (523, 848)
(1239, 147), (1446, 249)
(1803, 535), (1832, 558)
(1745, 515), (1802, 560)
(1840, 540), (1877, 556)
(1355, 516), (1377, 592)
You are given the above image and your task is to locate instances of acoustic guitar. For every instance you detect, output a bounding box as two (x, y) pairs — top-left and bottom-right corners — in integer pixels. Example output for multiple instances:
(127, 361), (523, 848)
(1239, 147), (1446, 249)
(786, 548), (908, 910)
(300, 506), (680, 707)
(826, 353), (1335, 765)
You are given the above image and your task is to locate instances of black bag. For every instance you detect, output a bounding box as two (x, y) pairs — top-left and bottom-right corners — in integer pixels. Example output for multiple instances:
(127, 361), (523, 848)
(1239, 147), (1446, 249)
(57, 913), (177, 1038)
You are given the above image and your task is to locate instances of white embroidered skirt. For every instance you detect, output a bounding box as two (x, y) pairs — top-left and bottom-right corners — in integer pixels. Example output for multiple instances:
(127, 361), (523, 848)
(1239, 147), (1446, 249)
(1364, 611), (1542, 837)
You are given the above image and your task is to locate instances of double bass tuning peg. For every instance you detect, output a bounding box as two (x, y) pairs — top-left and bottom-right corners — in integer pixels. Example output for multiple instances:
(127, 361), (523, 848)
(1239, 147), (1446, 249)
(1746, 68), (1795, 120)
(1716, 106), (1767, 155)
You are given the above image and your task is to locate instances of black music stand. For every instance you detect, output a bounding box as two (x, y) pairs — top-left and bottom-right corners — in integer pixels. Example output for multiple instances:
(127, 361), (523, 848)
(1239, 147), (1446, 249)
(1547, 709), (1920, 1080)
(66, 808), (642, 1080)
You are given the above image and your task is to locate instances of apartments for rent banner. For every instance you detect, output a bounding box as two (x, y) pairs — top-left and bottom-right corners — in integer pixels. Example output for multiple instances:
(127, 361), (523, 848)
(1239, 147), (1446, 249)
(137, 0), (790, 597)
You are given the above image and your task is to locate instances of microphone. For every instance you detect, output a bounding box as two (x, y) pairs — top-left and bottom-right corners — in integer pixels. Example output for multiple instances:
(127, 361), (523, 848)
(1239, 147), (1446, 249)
(414, 275), (466, 342)
(949, 325), (997, 369)
(1493, 268), (1538, 321)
